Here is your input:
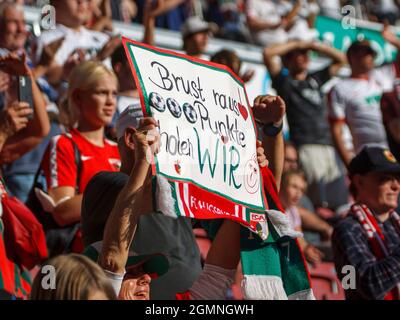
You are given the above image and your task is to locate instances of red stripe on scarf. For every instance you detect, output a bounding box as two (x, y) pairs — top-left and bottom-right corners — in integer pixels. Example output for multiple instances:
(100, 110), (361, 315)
(351, 204), (400, 300)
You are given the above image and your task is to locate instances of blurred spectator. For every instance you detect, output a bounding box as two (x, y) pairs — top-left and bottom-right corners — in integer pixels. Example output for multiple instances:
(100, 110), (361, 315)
(135, 0), (190, 32)
(332, 146), (400, 300)
(366, 0), (400, 25)
(279, 170), (325, 265)
(283, 141), (315, 209)
(85, 0), (114, 32)
(0, 53), (50, 164)
(328, 33), (400, 168)
(204, 0), (250, 43)
(81, 105), (202, 300)
(264, 40), (348, 209)
(210, 48), (255, 83)
(34, 0), (120, 86)
(0, 75), (49, 300)
(181, 15), (213, 58)
(30, 254), (117, 300)
(110, 0), (137, 23)
(381, 79), (400, 161)
(317, 0), (342, 18)
(246, 0), (289, 46)
(0, 3), (65, 203)
(246, 0), (317, 47)
(38, 61), (120, 231)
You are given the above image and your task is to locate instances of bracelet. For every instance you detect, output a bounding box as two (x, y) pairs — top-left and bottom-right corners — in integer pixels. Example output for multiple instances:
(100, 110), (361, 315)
(262, 121), (283, 137)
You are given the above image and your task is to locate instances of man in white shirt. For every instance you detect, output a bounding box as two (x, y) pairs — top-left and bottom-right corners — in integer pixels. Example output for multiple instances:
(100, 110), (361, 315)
(246, 0), (288, 46)
(35, 0), (116, 80)
(328, 38), (399, 168)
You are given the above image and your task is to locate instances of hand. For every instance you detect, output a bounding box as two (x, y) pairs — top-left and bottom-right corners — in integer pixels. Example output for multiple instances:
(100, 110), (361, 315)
(96, 36), (121, 61)
(62, 49), (86, 80)
(304, 244), (324, 265)
(0, 101), (32, 137)
(121, 0), (138, 23)
(0, 71), (10, 93)
(144, 0), (166, 19)
(240, 69), (255, 83)
(256, 140), (269, 168)
(0, 52), (31, 76)
(252, 95), (286, 125)
(133, 117), (161, 163)
(38, 37), (65, 67)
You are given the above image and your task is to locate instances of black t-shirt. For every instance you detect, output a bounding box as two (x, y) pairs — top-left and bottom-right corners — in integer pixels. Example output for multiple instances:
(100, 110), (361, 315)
(272, 67), (333, 146)
(81, 171), (202, 300)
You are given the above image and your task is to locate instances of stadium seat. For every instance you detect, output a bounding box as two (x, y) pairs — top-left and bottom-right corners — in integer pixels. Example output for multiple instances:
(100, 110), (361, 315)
(309, 262), (345, 300)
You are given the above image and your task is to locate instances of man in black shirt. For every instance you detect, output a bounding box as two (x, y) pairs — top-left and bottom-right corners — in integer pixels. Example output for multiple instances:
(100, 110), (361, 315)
(263, 40), (347, 209)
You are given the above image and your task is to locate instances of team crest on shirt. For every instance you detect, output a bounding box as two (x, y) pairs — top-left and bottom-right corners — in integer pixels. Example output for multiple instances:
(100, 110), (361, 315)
(383, 150), (397, 163)
(108, 158), (121, 170)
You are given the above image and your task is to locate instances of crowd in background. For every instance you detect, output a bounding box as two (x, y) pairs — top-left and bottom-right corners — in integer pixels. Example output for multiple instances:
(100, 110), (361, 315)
(0, 0), (399, 300)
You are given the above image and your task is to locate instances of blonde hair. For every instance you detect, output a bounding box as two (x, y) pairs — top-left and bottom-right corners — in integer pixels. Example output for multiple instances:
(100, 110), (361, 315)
(30, 254), (117, 300)
(62, 61), (117, 128)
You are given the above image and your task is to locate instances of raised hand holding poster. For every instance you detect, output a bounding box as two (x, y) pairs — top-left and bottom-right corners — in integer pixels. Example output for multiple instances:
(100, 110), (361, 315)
(122, 38), (268, 237)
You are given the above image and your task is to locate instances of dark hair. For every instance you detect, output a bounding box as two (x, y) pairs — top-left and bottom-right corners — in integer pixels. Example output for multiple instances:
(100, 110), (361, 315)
(111, 44), (127, 68)
(210, 49), (241, 74)
(284, 140), (297, 150)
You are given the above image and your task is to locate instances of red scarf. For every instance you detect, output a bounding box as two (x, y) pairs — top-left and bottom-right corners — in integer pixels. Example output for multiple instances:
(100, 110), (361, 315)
(351, 204), (400, 300)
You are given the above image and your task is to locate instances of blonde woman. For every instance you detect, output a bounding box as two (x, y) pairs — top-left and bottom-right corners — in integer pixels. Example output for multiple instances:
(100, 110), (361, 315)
(30, 254), (116, 300)
(38, 61), (121, 253)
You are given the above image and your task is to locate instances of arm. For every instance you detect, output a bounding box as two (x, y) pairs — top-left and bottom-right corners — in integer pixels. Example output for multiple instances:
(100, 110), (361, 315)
(330, 120), (353, 168)
(98, 118), (160, 274)
(0, 54), (50, 164)
(47, 188), (83, 227)
(263, 41), (304, 77)
(382, 23), (400, 74)
(327, 88), (353, 168)
(246, 14), (281, 32)
(309, 42), (347, 77)
(297, 206), (333, 240)
(333, 223), (400, 299)
(149, 0), (185, 16)
(188, 219), (240, 300)
(252, 95), (286, 189)
(142, 0), (164, 46)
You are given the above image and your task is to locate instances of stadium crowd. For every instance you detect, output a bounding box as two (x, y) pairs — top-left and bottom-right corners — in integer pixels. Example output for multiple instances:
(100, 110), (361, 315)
(0, 0), (399, 300)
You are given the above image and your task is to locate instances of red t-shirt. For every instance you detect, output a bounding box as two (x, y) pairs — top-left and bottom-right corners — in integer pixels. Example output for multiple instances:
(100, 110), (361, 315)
(42, 128), (121, 194)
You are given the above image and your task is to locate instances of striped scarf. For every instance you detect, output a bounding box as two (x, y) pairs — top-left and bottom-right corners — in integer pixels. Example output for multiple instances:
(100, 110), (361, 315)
(157, 167), (315, 300)
(239, 167), (314, 300)
(350, 204), (400, 300)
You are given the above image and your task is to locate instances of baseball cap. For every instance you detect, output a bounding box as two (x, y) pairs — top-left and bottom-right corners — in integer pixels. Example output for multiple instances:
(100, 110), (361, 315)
(348, 146), (400, 177)
(83, 241), (170, 279)
(181, 16), (212, 39)
(346, 39), (376, 58)
(116, 103), (144, 140)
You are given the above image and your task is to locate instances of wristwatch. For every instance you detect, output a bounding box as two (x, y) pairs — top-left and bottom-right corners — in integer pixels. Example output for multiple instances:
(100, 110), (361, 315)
(262, 121), (283, 137)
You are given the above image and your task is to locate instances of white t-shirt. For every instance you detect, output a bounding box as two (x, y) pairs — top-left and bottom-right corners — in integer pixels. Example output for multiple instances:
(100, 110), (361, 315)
(246, 0), (288, 46)
(328, 64), (396, 153)
(117, 96), (140, 114)
(35, 24), (109, 66)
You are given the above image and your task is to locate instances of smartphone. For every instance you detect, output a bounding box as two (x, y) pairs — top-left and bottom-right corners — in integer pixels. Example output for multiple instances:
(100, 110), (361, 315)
(18, 76), (34, 120)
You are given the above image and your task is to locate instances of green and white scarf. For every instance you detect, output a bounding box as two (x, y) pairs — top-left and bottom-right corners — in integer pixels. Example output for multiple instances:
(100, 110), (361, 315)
(154, 167), (315, 300)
